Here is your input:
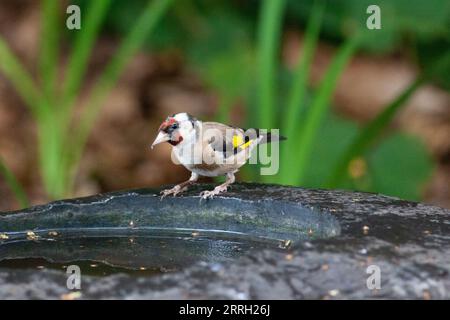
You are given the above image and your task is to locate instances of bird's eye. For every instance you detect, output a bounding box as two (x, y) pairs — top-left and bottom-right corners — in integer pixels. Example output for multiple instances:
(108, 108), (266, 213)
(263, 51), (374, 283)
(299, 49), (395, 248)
(171, 123), (179, 130)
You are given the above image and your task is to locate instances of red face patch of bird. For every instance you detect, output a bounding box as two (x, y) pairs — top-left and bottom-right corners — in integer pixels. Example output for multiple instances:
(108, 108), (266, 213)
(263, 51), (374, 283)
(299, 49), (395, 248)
(159, 117), (178, 133)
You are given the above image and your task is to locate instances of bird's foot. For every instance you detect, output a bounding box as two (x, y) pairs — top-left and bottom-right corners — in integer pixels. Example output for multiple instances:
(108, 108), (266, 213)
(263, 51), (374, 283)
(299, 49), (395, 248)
(160, 185), (187, 200)
(199, 185), (228, 200)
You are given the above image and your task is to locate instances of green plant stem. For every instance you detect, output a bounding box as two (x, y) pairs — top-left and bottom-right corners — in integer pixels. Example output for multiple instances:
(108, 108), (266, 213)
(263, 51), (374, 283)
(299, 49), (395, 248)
(38, 0), (64, 198)
(61, 0), (111, 112)
(40, 0), (60, 100)
(67, 0), (174, 193)
(0, 156), (29, 208)
(54, 0), (111, 198)
(286, 35), (359, 186)
(37, 110), (66, 198)
(0, 38), (43, 119)
(0, 35), (61, 198)
(279, 1), (324, 184)
(327, 77), (424, 188)
(0, 34), (60, 197)
(256, 0), (286, 130)
(283, 1), (323, 135)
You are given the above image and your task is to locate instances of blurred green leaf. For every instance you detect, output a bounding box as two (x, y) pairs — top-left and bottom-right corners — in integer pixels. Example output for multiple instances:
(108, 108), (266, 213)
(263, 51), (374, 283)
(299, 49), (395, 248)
(327, 77), (424, 187)
(302, 112), (359, 188)
(256, 0), (287, 130)
(285, 34), (359, 185)
(186, 7), (255, 123)
(368, 133), (433, 201)
(61, 0), (112, 109)
(418, 41), (450, 89)
(279, 0), (324, 184)
(296, 112), (433, 202)
(40, 0), (60, 100)
(287, 0), (450, 53)
(203, 46), (254, 123)
(0, 38), (42, 118)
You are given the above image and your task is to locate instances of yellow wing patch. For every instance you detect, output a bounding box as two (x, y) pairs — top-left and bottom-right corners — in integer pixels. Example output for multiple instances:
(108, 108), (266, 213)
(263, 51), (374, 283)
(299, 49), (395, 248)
(241, 140), (253, 149)
(232, 135), (253, 150)
(232, 135), (243, 148)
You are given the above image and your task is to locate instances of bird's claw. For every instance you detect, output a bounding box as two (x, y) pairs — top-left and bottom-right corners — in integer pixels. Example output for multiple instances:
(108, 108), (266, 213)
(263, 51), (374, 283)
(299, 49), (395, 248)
(199, 185), (228, 200)
(160, 185), (185, 200)
(199, 190), (212, 200)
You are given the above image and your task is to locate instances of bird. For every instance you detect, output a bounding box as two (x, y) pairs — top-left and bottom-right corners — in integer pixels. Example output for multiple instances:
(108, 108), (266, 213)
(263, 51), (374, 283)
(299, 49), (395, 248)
(151, 112), (286, 199)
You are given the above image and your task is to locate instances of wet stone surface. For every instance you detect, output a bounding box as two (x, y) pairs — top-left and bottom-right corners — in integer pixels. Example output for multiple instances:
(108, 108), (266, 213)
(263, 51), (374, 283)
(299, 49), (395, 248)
(0, 183), (449, 299)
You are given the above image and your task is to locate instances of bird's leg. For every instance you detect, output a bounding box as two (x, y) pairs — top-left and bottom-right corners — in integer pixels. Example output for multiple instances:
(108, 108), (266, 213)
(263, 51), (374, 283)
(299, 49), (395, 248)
(200, 172), (235, 200)
(160, 173), (199, 199)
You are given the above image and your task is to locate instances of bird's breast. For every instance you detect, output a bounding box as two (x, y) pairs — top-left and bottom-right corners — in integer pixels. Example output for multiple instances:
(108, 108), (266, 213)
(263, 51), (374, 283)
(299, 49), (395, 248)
(173, 143), (243, 177)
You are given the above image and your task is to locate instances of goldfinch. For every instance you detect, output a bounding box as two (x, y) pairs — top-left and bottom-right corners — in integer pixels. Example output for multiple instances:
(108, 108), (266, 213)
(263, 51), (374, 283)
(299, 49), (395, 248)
(151, 113), (285, 199)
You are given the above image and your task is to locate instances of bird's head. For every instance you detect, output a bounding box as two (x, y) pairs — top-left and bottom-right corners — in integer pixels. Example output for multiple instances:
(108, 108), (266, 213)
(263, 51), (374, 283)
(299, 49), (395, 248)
(151, 113), (197, 149)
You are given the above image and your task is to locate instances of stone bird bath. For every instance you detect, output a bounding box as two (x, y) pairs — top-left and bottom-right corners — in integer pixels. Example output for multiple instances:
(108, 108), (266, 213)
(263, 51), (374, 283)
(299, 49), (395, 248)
(0, 183), (449, 299)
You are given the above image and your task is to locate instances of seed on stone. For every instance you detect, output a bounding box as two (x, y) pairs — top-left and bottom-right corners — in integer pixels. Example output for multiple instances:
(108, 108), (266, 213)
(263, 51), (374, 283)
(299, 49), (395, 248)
(191, 231), (200, 237)
(285, 254), (294, 261)
(26, 231), (38, 240)
(0, 233), (9, 240)
(61, 292), (82, 300)
(328, 289), (339, 297)
(48, 231), (58, 236)
(279, 239), (292, 249)
(363, 225), (370, 235)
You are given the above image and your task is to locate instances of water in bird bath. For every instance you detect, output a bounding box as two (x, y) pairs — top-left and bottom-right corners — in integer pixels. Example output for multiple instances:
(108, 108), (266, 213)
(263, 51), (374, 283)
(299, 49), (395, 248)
(0, 228), (292, 276)
(0, 190), (341, 278)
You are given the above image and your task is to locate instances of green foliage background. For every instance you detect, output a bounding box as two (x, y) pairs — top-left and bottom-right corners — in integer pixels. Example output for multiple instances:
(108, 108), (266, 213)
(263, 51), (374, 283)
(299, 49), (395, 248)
(1, 0), (449, 207)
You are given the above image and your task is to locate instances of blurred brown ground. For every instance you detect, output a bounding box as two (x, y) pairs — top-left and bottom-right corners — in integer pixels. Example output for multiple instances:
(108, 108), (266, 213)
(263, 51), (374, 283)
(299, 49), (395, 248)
(0, 2), (449, 210)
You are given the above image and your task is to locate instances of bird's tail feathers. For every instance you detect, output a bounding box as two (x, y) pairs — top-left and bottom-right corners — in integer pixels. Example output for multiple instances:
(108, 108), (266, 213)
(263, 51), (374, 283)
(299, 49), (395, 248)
(244, 128), (287, 145)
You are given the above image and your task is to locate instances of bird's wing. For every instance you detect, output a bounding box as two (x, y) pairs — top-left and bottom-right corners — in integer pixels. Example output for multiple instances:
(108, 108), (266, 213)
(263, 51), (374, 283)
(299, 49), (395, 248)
(201, 122), (259, 160)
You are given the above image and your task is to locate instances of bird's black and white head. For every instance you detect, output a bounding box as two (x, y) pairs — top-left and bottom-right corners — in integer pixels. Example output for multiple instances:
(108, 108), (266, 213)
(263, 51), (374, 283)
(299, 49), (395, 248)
(151, 113), (198, 149)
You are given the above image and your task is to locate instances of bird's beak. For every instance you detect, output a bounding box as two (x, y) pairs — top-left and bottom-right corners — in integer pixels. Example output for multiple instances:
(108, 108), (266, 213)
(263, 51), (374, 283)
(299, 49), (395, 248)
(151, 131), (170, 149)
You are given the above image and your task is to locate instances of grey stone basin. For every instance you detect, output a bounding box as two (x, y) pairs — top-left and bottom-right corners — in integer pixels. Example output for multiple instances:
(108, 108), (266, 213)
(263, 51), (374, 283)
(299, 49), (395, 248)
(0, 183), (449, 299)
